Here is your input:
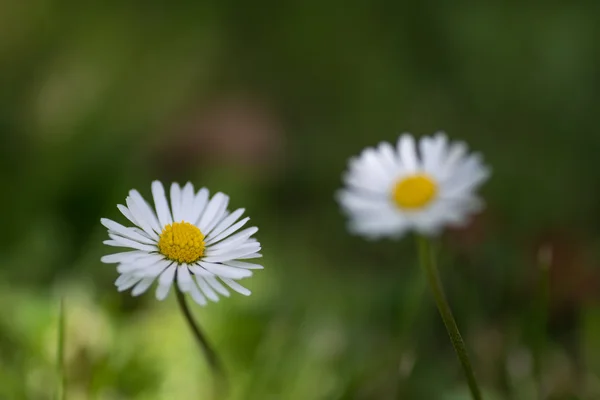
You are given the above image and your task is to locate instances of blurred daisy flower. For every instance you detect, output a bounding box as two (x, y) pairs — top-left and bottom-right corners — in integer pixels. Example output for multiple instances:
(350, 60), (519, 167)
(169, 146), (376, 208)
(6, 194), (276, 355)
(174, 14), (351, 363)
(101, 181), (263, 305)
(337, 132), (490, 239)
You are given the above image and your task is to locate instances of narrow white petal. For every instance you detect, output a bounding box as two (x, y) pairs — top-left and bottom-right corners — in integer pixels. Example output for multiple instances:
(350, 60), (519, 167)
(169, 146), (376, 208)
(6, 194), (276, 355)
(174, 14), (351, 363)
(204, 275), (230, 297)
(170, 183), (183, 222)
(207, 226), (258, 250)
(101, 250), (146, 264)
(177, 264), (193, 292)
(131, 277), (156, 296)
(190, 188), (210, 225)
(225, 260), (264, 269)
(236, 252), (262, 260)
(198, 193), (229, 233)
(206, 208), (245, 242)
(221, 278), (251, 296)
(158, 264), (177, 287)
(126, 196), (159, 240)
(117, 263), (144, 274)
(204, 217), (249, 245)
(337, 190), (392, 215)
(133, 259), (171, 278)
(129, 189), (161, 234)
(117, 204), (137, 226)
(377, 141), (400, 172)
(204, 198), (230, 235)
(155, 264), (176, 301)
(398, 134), (419, 172)
(104, 237), (156, 252)
(151, 181), (173, 227)
(117, 275), (142, 292)
(101, 218), (156, 245)
(115, 274), (132, 286)
(420, 133), (447, 174)
(188, 281), (208, 306)
(195, 275), (220, 302)
(198, 262), (253, 279)
(188, 264), (210, 277)
(204, 242), (261, 260)
(180, 182), (195, 222)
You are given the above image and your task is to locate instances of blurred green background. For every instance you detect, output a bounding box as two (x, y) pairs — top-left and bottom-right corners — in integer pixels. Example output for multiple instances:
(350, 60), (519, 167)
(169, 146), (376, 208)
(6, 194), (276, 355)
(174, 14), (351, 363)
(1, 1), (600, 399)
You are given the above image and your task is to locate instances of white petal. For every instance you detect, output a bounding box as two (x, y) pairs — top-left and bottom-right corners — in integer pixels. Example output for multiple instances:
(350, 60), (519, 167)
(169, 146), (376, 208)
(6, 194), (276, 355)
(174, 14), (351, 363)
(204, 242), (261, 259)
(221, 278), (251, 296)
(117, 275), (142, 292)
(188, 264), (210, 276)
(101, 218), (156, 245)
(180, 182), (195, 222)
(207, 227), (258, 250)
(441, 141), (467, 176)
(170, 183), (183, 222)
(420, 132), (448, 174)
(198, 193), (230, 234)
(151, 181), (173, 227)
(126, 196), (159, 240)
(117, 204), (137, 226)
(348, 213), (409, 239)
(237, 252), (262, 260)
(397, 134), (419, 172)
(131, 277), (156, 296)
(132, 259), (171, 278)
(195, 275), (220, 302)
(198, 262), (253, 279)
(204, 217), (249, 246)
(117, 263), (144, 274)
(224, 260), (264, 269)
(129, 189), (162, 234)
(377, 141), (400, 172)
(104, 236), (156, 252)
(205, 208), (245, 243)
(188, 282), (208, 306)
(177, 264), (193, 292)
(155, 264), (176, 300)
(115, 274), (131, 286)
(158, 264), (177, 286)
(203, 274), (230, 297)
(337, 190), (392, 215)
(190, 188), (210, 225)
(101, 251), (147, 264)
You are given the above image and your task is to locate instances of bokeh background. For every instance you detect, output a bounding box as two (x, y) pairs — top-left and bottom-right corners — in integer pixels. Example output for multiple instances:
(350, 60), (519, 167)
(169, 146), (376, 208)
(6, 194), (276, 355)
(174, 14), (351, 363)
(1, 1), (600, 399)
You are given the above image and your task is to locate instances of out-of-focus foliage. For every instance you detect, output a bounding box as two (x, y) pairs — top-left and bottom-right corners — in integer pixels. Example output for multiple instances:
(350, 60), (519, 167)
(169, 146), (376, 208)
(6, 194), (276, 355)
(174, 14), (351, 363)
(1, 1), (599, 399)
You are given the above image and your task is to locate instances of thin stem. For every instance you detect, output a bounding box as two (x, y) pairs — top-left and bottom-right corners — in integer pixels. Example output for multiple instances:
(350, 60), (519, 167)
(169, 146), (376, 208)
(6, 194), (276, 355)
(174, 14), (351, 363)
(175, 288), (227, 398)
(417, 235), (483, 400)
(57, 298), (66, 400)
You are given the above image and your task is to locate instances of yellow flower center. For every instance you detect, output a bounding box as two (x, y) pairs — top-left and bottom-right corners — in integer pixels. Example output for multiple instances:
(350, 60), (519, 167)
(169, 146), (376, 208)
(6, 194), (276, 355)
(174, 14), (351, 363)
(158, 222), (206, 264)
(392, 174), (437, 209)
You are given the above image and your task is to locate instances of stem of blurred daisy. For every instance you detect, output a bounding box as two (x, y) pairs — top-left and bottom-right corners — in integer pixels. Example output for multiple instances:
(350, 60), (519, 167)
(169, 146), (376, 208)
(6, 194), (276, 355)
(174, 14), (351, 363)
(417, 236), (483, 400)
(533, 245), (552, 400)
(56, 298), (66, 400)
(175, 288), (227, 399)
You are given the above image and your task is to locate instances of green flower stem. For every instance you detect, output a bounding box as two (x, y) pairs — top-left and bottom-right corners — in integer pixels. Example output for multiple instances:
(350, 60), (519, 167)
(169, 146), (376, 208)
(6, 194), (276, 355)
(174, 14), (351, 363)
(417, 235), (483, 400)
(57, 298), (66, 400)
(175, 288), (227, 399)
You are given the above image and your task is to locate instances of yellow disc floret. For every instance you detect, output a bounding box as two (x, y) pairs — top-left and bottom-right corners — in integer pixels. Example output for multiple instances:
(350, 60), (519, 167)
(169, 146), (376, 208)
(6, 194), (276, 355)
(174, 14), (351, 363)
(392, 174), (437, 209)
(158, 222), (206, 263)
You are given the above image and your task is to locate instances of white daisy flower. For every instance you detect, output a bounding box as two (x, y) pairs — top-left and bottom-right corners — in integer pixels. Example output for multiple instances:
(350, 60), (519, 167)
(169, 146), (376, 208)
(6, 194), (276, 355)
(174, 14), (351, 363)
(100, 181), (263, 306)
(337, 132), (490, 239)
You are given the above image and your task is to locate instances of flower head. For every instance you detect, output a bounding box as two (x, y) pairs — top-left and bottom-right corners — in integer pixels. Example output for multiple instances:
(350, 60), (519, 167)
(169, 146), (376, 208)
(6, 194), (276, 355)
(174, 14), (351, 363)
(337, 132), (490, 239)
(101, 181), (263, 305)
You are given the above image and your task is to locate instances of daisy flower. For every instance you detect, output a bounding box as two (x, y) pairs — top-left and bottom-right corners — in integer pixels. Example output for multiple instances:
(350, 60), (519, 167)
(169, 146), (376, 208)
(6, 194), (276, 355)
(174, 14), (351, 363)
(337, 132), (490, 239)
(101, 181), (263, 305)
